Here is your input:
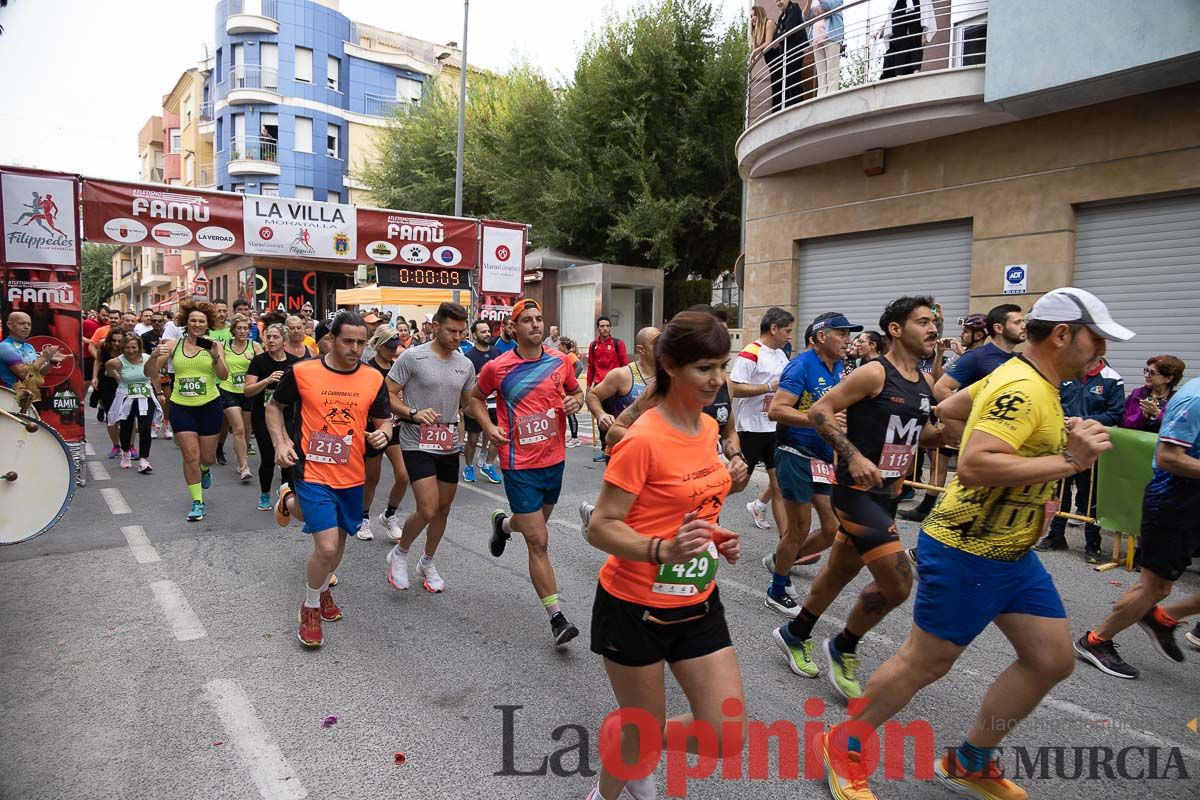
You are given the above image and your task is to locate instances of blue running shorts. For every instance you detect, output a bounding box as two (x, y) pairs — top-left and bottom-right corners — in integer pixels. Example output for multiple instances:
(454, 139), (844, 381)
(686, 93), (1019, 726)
(913, 531), (1066, 647)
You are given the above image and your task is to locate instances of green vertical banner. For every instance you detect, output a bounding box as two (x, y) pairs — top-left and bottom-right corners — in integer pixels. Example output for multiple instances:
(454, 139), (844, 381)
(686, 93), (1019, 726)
(1095, 427), (1159, 536)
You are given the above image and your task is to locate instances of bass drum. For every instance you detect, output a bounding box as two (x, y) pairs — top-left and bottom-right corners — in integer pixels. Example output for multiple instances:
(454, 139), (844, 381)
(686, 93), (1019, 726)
(0, 385), (39, 418)
(0, 413), (76, 545)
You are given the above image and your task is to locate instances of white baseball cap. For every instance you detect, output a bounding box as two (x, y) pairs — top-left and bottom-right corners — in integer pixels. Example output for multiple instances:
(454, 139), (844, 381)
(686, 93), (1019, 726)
(1026, 287), (1135, 342)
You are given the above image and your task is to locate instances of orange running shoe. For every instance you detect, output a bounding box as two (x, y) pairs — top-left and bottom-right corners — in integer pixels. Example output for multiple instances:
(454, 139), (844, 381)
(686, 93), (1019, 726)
(274, 483), (294, 527)
(319, 589), (342, 621)
(935, 753), (1028, 800)
(822, 733), (877, 800)
(298, 604), (323, 647)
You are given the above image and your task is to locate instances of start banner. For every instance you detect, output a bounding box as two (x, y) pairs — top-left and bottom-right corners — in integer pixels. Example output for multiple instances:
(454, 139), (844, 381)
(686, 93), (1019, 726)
(357, 208), (477, 270)
(243, 194), (357, 260)
(81, 179), (244, 253)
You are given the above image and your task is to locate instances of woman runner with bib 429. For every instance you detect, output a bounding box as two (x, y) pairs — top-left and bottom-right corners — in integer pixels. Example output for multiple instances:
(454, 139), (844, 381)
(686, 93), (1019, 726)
(583, 311), (746, 800)
(145, 300), (229, 522)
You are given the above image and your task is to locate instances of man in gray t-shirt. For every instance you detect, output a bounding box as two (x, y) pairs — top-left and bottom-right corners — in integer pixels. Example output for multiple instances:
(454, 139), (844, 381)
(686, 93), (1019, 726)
(387, 342), (476, 452)
(382, 303), (475, 594)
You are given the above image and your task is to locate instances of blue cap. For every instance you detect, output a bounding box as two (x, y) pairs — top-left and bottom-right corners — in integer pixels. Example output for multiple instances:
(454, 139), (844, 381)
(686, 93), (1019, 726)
(811, 314), (864, 333)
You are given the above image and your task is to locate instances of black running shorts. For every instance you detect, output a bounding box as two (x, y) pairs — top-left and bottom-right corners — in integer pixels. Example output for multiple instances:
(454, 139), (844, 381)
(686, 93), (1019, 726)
(739, 430), (777, 475)
(832, 484), (904, 564)
(1140, 487), (1200, 582)
(402, 449), (460, 484)
(589, 583), (732, 667)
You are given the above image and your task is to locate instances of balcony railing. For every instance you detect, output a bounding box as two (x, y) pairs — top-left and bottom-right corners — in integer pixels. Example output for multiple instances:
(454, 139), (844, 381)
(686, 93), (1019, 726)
(229, 135), (278, 164)
(363, 92), (411, 118)
(746, 0), (988, 128)
(200, 101), (213, 121)
(225, 64), (279, 94)
(228, 0), (277, 19)
(198, 163), (215, 187)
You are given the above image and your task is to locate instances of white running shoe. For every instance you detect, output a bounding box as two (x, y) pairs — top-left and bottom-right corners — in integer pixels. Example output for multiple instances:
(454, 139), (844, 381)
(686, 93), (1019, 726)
(150, 424), (158, 440)
(747, 500), (771, 529)
(164, 426), (174, 440)
(419, 560), (445, 593)
(356, 518), (375, 541)
(119, 451), (132, 470)
(378, 511), (403, 542)
(624, 771), (656, 800)
(579, 501), (595, 542)
(386, 546), (409, 591)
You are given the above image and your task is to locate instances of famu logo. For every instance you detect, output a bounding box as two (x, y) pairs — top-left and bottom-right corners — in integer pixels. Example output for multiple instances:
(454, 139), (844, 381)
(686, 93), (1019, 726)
(6, 280), (75, 305)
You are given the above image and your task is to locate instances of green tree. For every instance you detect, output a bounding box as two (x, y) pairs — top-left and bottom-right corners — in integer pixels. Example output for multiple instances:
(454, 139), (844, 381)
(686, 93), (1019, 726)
(81, 243), (115, 311)
(359, 0), (746, 279)
(552, 0), (746, 279)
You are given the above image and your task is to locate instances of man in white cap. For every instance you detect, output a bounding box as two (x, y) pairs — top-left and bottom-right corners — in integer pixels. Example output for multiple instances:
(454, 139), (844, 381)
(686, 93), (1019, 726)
(820, 287), (1132, 800)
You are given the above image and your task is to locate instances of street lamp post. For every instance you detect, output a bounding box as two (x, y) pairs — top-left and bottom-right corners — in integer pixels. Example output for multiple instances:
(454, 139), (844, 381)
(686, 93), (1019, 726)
(453, 0), (469, 218)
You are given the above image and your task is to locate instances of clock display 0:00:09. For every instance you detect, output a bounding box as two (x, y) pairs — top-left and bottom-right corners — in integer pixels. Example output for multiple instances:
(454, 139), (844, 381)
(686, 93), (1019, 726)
(393, 268), (465, 288)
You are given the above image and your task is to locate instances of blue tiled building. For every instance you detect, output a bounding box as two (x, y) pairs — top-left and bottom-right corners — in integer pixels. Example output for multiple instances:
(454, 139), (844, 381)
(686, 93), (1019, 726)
(211, 0), (445, 202)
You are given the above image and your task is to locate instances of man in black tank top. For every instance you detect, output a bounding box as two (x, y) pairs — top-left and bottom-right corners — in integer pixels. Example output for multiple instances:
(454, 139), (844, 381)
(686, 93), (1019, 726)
(771, 296), (945, 702)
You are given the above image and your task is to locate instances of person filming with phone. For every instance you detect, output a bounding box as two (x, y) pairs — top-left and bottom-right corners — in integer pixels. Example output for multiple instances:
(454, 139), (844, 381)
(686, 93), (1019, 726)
(145, 300), (229, 522)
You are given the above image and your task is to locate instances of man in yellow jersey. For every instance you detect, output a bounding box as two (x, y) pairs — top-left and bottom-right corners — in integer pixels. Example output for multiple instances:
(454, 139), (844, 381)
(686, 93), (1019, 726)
(822, 288), (1133, 800)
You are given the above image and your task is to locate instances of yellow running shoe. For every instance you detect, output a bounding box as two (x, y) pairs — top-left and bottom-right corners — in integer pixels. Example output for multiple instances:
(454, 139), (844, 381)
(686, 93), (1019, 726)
(935, 753), (1028, 800)
(822, 733), (877, 800)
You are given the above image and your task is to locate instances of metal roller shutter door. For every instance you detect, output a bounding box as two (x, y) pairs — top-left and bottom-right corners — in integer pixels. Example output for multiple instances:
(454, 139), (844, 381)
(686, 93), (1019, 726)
(797, 221), (972, 340)
(1073, 195), (1200, 381)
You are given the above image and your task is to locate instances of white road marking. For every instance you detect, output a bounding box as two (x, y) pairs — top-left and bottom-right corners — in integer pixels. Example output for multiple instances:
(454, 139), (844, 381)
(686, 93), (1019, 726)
(1040, 697), (1200, 761)
(120, 525), (161, 564)
(457, 481), (580, 532)
(723, 572), (1200, 760)
(149, 580), (207, 641)
(99, 487), (131, 515)
(204, 679), (308, 800)
(84, 442), (96, 456)
(86, 461), (110, 481)
(458, 481), (506, 505)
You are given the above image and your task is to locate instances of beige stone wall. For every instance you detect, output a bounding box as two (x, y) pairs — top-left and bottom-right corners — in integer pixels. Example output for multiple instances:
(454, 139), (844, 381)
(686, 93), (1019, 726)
(742, 83), (1200, 342)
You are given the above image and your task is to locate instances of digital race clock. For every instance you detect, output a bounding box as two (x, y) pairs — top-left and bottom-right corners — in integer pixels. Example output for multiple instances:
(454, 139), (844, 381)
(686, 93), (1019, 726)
(376, 266), (468, 289)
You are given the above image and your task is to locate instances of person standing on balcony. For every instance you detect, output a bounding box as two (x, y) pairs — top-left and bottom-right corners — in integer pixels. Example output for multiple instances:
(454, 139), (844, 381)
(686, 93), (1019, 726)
(877, 0), (938, 80)
(804, 0), (844, 96)
(764, 0), (809, 111)
(749, 4), (777, 120)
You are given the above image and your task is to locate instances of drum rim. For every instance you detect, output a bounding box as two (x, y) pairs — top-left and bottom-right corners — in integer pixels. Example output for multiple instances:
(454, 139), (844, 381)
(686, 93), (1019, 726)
(0, 416), (77, 546)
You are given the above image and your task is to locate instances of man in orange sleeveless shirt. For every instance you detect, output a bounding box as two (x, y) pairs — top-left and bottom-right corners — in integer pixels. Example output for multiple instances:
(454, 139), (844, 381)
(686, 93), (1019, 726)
(267, 311), (393, 649)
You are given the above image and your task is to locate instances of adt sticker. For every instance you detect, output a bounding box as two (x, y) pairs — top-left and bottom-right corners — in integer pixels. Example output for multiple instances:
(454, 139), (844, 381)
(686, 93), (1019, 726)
(1003, 264), (1027, 295)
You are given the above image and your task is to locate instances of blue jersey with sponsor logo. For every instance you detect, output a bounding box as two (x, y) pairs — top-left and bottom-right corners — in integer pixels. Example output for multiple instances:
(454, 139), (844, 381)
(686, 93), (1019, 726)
(776, 348), (842, 462)
(1147, 376), (1200, 497)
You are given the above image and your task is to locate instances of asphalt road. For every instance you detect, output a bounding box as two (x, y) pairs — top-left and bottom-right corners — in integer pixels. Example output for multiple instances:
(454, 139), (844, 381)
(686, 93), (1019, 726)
(2, 414), (1199, 800)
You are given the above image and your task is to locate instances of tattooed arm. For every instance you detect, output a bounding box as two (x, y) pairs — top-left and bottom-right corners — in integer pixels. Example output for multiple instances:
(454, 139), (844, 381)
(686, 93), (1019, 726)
(604, 384), (660, 449)
(808, 362), (887, 488)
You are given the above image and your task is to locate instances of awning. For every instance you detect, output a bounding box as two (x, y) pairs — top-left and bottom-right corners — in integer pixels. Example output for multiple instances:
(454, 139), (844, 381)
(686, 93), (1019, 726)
(335, 287), (460, 306)
(150, 290), (188, 310)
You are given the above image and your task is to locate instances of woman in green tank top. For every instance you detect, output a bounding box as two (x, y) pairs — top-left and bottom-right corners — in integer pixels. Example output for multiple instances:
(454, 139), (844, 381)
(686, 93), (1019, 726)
(145, 300), (229, 522)
(217, 314), (263, 483)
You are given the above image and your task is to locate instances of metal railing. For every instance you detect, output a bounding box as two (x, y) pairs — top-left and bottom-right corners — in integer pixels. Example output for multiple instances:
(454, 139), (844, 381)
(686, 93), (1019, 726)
(228, 135), (278, 164)
(224, 64), (279, 93)
(228, 0), (277, 19)
(363, 93), (411, 118)
(746, 0), (988, 128)
(200, 101), (213, 121)
(198, 163), (215, 186)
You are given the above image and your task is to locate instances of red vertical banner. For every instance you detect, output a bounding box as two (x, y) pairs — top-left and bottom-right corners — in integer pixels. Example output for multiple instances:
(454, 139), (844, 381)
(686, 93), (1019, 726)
(0, 168), (85, 443)
(0, 265), (86, 442)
